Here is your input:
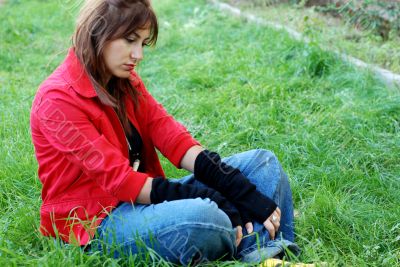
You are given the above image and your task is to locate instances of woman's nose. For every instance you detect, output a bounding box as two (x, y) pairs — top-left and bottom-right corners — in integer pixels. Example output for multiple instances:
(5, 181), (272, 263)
(130, 45), (143, 62)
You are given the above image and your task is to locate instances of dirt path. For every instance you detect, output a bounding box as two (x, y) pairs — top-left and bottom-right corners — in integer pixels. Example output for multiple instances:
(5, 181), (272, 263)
(0, 0), (6, 7)
(210, 0), (400, 90)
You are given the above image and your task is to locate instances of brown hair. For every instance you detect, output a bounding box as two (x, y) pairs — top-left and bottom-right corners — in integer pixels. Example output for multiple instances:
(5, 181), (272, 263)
(72, 0), (158, 134)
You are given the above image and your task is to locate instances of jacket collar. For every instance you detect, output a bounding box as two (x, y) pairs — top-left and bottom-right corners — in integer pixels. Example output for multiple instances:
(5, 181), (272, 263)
(63, 48), (98, 98)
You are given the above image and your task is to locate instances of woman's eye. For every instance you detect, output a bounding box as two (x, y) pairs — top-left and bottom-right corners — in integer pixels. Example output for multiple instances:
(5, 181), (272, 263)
(125, 38), (136, 43)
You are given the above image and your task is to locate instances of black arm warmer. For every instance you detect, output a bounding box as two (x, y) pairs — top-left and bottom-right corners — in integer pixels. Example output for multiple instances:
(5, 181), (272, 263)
(194, 150), (277, 224)
(150, 177), (242, 227)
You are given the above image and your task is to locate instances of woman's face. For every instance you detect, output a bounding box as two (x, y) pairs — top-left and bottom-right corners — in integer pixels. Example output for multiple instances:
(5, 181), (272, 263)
(103, 27), (151, 80)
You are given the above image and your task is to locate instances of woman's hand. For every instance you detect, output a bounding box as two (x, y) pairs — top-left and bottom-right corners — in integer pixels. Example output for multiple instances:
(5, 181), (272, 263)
(194, 150), (278, 226)
(263, 207), (281, 240)
(243, 207), (281, 240)
(236, 225), (243, 247)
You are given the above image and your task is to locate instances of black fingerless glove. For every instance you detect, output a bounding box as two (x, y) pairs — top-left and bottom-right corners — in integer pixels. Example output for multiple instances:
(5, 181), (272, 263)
(150, 177), (242, 227)
(194, 150), (277, 224)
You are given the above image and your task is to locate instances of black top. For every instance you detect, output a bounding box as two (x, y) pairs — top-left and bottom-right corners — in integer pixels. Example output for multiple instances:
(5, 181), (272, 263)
(108, 86), (144, 171)
(125, 120), (144, 172)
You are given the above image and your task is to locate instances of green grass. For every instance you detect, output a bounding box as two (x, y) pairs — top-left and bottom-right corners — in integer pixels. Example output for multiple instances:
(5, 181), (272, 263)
(223, 0), (400, 74)
(1, 0), (400, 266)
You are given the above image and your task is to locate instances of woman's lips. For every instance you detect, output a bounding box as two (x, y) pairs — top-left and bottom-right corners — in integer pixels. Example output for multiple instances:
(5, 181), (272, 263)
(123, 64), (136, 71)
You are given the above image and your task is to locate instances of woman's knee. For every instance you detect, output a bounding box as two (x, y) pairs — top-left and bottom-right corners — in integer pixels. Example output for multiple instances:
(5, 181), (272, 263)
(226, 149), (277, 172)
(256, 149), (290, 186)
(230, 149), (289, 198)
(252, 149), (278, 164)
(236, 149), (281, 175)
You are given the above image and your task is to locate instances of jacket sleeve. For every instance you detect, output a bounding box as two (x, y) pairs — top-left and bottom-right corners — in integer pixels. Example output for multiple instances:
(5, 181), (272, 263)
(140, 87), (201, 168)
(32, 91), (149, 202)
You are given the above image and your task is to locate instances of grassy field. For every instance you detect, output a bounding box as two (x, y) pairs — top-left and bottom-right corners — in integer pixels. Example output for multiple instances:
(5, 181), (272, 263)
(1, 0), (400, 266)
(224, 0), (400, 74)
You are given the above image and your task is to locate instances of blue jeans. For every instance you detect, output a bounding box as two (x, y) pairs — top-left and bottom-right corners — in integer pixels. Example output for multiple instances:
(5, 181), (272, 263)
(90, 149), (300, 265)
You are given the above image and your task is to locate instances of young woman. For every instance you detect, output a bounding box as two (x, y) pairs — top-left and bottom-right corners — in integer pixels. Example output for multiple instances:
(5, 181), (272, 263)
(30, 0), (299, 265)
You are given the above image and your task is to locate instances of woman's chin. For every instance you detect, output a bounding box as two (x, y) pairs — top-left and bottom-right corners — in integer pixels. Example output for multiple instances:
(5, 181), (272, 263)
(114, 71), (131, 79)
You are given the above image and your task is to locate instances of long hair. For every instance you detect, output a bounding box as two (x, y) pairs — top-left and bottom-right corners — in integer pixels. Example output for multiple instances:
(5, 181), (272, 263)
(72, 0), (158, 134)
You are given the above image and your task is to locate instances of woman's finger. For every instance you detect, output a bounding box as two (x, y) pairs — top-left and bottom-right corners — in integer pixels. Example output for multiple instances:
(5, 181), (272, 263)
(245, 222), (253, 234)
(267, 210), (280, 232)
(263, 219), (276, 240)
(271, 217), (280, 232)
(236, 226), (243, 247)
(276, 207), (281, 217)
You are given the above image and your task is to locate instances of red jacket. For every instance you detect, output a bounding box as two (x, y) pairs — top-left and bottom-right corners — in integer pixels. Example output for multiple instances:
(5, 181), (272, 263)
(30, 49), (200, 245)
